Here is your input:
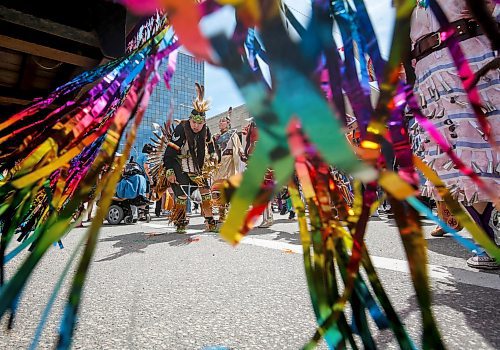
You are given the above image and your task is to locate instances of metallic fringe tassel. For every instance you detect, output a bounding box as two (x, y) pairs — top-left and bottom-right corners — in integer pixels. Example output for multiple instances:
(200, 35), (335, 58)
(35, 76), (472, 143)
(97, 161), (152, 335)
(169, 200), (187, 227)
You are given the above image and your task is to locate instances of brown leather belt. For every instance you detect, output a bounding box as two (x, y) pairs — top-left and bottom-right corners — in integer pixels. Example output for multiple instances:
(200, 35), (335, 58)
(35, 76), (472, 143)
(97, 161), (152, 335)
(222, 149), (233, 156)
(412, 18), (484, 62)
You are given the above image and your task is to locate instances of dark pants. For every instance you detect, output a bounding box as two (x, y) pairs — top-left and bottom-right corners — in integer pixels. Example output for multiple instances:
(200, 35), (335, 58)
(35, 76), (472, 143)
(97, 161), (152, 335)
(170, 161), (208, 198)
(170, 161), (213, 219)
(465, 203), (497, 246)
(155, 199), (162, 216)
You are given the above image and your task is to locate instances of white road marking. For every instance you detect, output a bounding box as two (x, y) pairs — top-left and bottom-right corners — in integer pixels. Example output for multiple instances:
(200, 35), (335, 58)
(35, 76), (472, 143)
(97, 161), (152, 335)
(142, 223), (204, 234)
(143, 223), (170, 229)
(142, 223), (500, 290)
(240, 237), (500, 291)
(241, 237), (303, 254)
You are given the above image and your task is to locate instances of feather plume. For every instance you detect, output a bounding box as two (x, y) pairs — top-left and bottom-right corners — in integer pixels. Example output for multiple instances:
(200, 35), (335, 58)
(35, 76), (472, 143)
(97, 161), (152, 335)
(192, 82), (209, 113)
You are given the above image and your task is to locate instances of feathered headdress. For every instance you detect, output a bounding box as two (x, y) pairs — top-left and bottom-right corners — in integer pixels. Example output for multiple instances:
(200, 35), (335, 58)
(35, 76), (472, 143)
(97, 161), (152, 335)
(190, 82), (209, 123)
(226, 107), (233, 123)
(221, 106), (232, 123)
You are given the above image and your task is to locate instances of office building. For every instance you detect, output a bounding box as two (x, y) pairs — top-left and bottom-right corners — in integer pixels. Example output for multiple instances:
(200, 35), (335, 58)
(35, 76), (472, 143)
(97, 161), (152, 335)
(206, 104), (251, 134)
(124, 51), (204, 164)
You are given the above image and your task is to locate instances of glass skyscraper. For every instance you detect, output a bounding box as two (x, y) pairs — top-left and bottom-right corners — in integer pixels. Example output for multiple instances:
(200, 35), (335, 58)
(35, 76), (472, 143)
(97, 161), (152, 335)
(124, 51), (204, 165)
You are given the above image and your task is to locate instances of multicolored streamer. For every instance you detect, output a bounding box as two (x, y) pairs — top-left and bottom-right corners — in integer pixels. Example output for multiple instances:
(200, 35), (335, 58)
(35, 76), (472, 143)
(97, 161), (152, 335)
(0, 1), (498, 349)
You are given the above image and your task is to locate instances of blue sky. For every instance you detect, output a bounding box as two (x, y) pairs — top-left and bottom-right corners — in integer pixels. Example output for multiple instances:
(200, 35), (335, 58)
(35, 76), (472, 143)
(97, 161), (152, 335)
(204, 0), (395, 118)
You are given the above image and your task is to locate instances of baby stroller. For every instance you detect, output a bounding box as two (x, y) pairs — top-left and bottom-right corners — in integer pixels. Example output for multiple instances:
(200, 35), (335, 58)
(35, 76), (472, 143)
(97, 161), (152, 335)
(106, 161), (153, 224)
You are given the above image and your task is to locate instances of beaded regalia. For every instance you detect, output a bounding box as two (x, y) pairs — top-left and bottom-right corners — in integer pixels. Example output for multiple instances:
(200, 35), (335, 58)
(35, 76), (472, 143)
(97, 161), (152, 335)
(145, 121), (175, 201)
(162, 83), (217, 232)
(212, 107), (245, 222)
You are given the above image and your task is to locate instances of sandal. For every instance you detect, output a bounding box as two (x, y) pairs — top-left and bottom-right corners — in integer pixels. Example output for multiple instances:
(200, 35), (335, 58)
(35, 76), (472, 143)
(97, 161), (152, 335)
(430, 226), (445, 237)
(258, 220), (274, 228)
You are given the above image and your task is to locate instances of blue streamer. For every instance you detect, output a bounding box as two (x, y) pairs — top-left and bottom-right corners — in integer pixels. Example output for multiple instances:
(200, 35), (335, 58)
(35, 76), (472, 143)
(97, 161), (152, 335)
(331, 0), (373, 135)
(4, 232), (38, 264)
(406, 196), (479, 252)
(351, 0), (386, 80)
(29, 233), (87, 350)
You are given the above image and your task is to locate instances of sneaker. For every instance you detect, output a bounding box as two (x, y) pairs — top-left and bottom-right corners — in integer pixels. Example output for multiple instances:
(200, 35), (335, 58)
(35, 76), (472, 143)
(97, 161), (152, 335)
(288, 211), (296, 220)
(467, 253), (499, 270)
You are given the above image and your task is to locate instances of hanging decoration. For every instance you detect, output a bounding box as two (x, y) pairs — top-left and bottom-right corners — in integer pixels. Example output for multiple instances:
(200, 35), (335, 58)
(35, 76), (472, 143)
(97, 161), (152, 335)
(0, 0), (498, 349)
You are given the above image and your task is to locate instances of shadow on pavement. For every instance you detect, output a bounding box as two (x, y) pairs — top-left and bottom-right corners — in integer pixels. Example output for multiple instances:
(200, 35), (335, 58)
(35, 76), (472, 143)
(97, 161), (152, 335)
(189, 224), (207, 230)
(258, 218), (298, 227)
(212, 219), (302, 245)
(427, 238), (500, 277)
(270, 231), (301, 245)
(426, 236), (475, 260)
(101, 220), (151, 227)
(432, 282), (500, 348)
(385, 217), (435, 227)
(96, 231), (200, 262)
(372, 280), (500, 349)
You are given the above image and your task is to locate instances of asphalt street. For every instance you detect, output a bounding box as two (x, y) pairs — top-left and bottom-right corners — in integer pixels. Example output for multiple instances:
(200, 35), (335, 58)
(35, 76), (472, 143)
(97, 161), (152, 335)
(1, 211), (499, 349)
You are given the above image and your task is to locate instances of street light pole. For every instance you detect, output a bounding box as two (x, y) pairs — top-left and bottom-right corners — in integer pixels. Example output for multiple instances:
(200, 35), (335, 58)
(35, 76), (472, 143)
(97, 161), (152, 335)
(131, 146), (138, 160)
(179, 103), (192, 110)
(178, 103), (195, 120)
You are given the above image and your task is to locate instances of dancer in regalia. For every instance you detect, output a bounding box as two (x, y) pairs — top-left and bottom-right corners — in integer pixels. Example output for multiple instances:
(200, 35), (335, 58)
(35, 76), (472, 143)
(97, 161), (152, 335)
(212, 107), (245, 222)
(163, 83), (218, 232)
(410, 0), (499, 268)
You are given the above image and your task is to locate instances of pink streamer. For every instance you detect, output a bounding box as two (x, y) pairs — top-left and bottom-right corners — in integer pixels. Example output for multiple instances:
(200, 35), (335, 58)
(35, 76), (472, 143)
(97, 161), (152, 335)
(429, 0), (498, 152)
(404, 88), (499, 206)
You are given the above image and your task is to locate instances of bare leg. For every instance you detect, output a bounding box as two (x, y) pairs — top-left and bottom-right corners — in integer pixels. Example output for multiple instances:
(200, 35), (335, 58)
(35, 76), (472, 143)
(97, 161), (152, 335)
(472, 201), (488, 215)
(259, 202), (274, 228)
(431, 201), (462, 237)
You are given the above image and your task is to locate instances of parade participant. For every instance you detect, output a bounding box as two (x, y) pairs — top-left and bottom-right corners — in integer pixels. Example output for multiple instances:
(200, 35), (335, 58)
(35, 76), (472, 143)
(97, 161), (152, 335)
(163, 83), (218, 233)
(278, 186), (296, 220)
(410, 1), (499, 269)
(259, 167), (275, 228)
(242, 117), (258, 160)
(241, 117), (274, 228)
(212, 107), (245, 222)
